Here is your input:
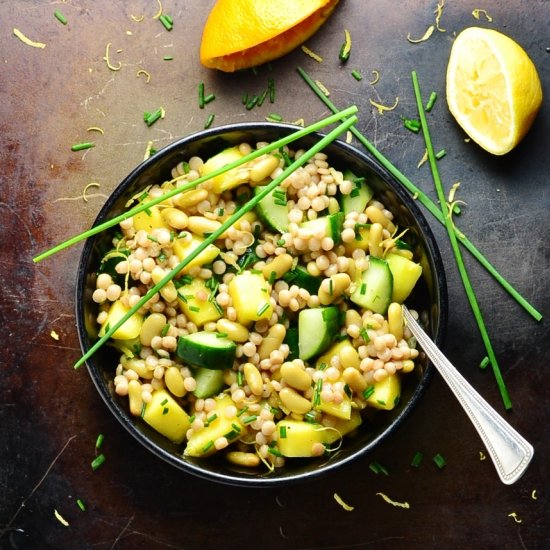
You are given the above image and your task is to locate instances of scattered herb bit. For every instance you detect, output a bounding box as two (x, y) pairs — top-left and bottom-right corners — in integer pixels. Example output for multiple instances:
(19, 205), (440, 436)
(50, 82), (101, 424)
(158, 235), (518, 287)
(159, 13), (173, 31)
(479, 356), (490, 369)
(162, 407), (169, 415)
(412, 70), (512, 410)
(202, 440), (214, 453)
(50, 330), (60, 341)
(304, 411), (317, 423)
(359, 327), (370, 342)
(425, 91), (438, 112)
(163, 55), (173, 61)
(334, 492), (354, 511)
(268, 447), (283, 457)
(13, 28), (46, 49)
(301, 45), (323, 62)
(268, 78), (275, 103)
(472, 8), (493, 22)
(91, 454), (106, 471)
(242, 415), (257, 424)
(103, 42), (122, 71)
(216, 332), (228, 339)
(411, 451), (424, 468)
(433, 453), (446, 469)
(339, 29), (352, 62)
(246, 95), (259, 110)
(54, 10), (68, 25)
(351, 69), (363, 81)
(407, 25), (435, 44)
(279, 425), (287, 438)
(266, 113), (283, 122)
(435, 149), (446, 160)
(144, 107), (165, 127)
(54, 509), (69, 527)
(257, 302), (270, 316)
(95, 433), (104, 450)
(204, 113), (215, 129)
(402, 117), (421, 133)
(369, 460), (389, 475)
(376, 492), (410, 509)
(236, 404), (248, 416)
(198, 82), (205, 108)
(204, 93), (216, 105)
(362, 385), (375, 399)
(71, 142), (95, 152)
(160, 323), (170, 337)
(257, 89), (268, 107)
(76, 499), (86, 512)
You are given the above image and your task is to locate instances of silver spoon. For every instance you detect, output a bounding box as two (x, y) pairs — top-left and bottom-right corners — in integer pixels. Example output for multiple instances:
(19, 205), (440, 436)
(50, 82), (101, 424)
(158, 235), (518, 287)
(402, 306), (534, 485)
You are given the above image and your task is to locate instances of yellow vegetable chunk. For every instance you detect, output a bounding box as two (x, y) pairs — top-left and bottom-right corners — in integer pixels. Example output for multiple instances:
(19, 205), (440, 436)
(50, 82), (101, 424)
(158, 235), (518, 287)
(228, 270), (273, 326)
(386, 253), (422, 304)
(344, 225), (370, 253)
(142, 389), (191, 444)
(317, 393), (352, 420)
(177, 278), (222, 327)
(366, 374), (401, 410)
(133, 205), (170, 232)
(173, 233), (220, 274)
(277, 420), (328, 457)
(322, 409), (363, 444)
(199, 146), (248, 194)
(99, 298), (143, 340)
(184, 394), (247, 457)
(315, 339), (354, 369)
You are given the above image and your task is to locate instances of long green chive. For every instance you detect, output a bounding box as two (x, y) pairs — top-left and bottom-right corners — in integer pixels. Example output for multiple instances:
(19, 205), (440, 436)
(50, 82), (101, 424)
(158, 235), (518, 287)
(95, 433), (104, 450)
(433, 453), (446, 469)
(296, 66), (542, 322)
(198, 82), (205, 109)
(351, 70), (363, 81)
(54, 10), (68, 25)
(411, 451), (424, 468)
(159, 14), (173, 31)
(412, 70), (511, 410)
(479, 356), (490, 370)
(204, 114), (215, 129)
(71, 142), (95, 152)
(425, 91), (438, 112)
(34, 107), (357, 265)
(76, 499), (86, 511)
(91, 454), (106, 471)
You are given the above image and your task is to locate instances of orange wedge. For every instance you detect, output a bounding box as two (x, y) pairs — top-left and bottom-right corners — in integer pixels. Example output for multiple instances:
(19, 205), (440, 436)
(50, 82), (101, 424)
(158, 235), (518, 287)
(200, 0), (339, 72)
(446, 27), (542, 155)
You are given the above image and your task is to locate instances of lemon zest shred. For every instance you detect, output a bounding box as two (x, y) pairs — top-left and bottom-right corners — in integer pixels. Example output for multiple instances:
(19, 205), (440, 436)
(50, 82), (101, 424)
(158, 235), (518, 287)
(291, 118), (305, 127)
(87, 126), (105, 135)
(301, 45), (323, 63)
(472, 8), (493, 22)
(407, 25), (435, 44)
(103, 43), (122, 71)
(153, 0), (163, 19)
(434, 0), (446, 32)
(368, 70), (380, 85)
(376, 492), (410, 509)
(345, 130), (352, 144)
(369, 97), (399, 114)
(417, 149), (428, 168)
(333, 493), (354, 511)
(314, 79), (330, 97)
(130, 14), (145, 22)
(50, 330), (60, 341)
(54, 509), (69, 527)
(13, 28), (46, 49)
(448, 181), (461, 203)
(531, 489), (537, 500)
(82, 182), (101, 202)
(143, 140), (155, 161)
(508, 512), (522, 524)
(136, 69), (151, 83)
(479, 451), (486, 461)
(341, 29), (352, 59)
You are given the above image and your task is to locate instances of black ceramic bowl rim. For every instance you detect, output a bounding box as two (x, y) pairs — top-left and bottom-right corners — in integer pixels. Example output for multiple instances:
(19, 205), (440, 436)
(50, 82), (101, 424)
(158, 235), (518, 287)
(76, 122), (448, 487)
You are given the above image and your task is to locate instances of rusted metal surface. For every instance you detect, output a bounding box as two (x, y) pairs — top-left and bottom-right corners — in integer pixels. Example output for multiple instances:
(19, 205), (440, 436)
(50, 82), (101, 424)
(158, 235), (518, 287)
(1, 1), (548, 548)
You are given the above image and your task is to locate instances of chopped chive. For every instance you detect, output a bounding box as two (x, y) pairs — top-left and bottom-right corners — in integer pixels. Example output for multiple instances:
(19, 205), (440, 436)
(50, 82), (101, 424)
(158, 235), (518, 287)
(237, 370), (244, 386)
(140, 402), (146, 418)
(159, 14), (173, 31)
(273, 199), (287, 207)
(160, 398), (168, 406)
(160, 323), (170, 337)
(91, 454), (106, 471)
(246, 95), (259, 110)
(435, 149), (446, 160)
(268, 78), (275, 103)
(95, 434), (104, 450)
(304, 411), (317, 423)
(351, 70), (363, 81)
(257, 302), (270, 316)
(54, 10), (68, 25)
(433, 453), (446, 469)
(281, 151), (292, 167)
(242, 92), (249, 105)
(204, 114), (215, 129)
(202, 440), (214, 453)
(213, 301), (224, 315)
(189, 305), (201, 312)
(204, 93), (216, 105)
(207, 413), (218, 424)
(144, 108), (164, 127)
(217, 207), (224, 216)
(146, 235), (159, 244)
(267, 113), (283, 122)
(411, 451), (424, 468)
(76, 499), (86, 511)
(268, 271), (277, 285)
(223, 429), (239, 440)
(479, 356), (490, 369)
(344, 383), (352, 398)
(71, 142), (95, 152)
(452, 204), (462, 215)
(198, 82), (205, 109)
(360, 282), (366, 295)
(163, 55), (173, 61)
(237, 404), (248, 416)
(362, 385), (375, 399)
(318, 362), (327, 371)
(339, 29), (352, 62)
(402, 117), (421, 133)
(279, 425), (287, 438)
(313, 378), (323, 407)
(216, 332), (228, 338)
(369, 460), (389, 475)
(242, 415), (257, 424)
(412, 70), (512, 410)
(231, 423), (242, 433)
(296, 66), (542, 323)
(257, 89), (268, 107)
(425, 91), (438, 112)
(276, 238), (285, 247)
(162, 407), (169, 415)
(268, 447), (283, 458)
(188, 414), (196, 424)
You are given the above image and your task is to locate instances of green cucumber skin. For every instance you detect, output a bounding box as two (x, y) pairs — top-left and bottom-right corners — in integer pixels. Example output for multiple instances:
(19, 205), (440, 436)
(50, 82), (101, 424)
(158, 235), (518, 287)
(340, 169), (374, 215)
(176, 332), (236, 370)
(284, 326), (299, 360)
(254, 186), (289, 233)
(283, 265), (322, 294)
(351, 257), (393, 315)
(193, 368), (225, 398)
(298, 306), (340, 361)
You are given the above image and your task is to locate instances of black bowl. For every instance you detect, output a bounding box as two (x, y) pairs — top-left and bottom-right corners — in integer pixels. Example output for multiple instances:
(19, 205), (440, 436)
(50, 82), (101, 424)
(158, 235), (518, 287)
(76, 122), (447, 486)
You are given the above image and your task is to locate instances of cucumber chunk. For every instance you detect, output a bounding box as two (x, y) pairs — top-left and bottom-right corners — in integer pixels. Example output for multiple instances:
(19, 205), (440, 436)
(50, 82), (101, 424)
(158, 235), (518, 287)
(350, 256), (393, 315)
(284, 326), (299, 361)
(282, 265), (322, 294)
(254, 185), (289, 233)
(340, 170), (374, 215)
(176, 331), (236, 370)
(300, 212), (344, 244)
(193, 367), (225, 399)
(298, 306), (340, 361)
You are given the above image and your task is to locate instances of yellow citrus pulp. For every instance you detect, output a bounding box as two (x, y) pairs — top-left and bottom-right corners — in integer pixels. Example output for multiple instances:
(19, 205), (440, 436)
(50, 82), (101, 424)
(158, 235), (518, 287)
(446, 27), (542, 155)
(200, 0), (339, 72)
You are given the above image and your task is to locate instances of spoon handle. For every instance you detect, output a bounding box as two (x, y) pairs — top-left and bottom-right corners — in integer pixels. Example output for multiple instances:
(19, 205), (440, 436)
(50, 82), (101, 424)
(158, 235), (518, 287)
(403, 307), (533, 485)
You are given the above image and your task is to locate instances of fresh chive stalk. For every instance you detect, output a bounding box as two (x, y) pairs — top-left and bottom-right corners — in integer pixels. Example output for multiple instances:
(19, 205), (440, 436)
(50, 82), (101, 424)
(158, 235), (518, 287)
(425, 91), (438, 112)
(71, 142), (95, 151)
(76, 499), (86, 511)
(479, 356), (490, 370)
(54, 10), (68, 25)
(296, 66), (542, 322)
(411, 70), (511, 410)
(95, 433), (104, 449)
(72, 114), (358, 368)
(204, 114), (215, 129)
(91, 454), (105, 471)
(351, 70), (362, 81)
(33, 106), (358, 264)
